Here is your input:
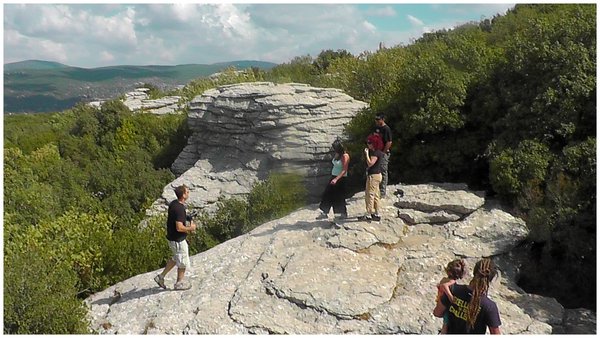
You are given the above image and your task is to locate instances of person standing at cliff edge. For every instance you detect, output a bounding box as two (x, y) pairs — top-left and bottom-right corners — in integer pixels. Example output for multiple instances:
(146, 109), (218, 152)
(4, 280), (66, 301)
(433, 258), (502, 334)
(316, 139), (350, 222)
(359, 134), (385, 222)
(154, 184), (197, 291)
(374, 114), (392, 198)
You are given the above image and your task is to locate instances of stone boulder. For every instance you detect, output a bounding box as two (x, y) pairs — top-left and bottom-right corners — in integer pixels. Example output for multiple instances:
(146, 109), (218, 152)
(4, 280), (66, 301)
(86, 184), (585, 334)
(121, 88), (183, 115)
(149, 82), (367, 215)
(89, 88), (183, 114)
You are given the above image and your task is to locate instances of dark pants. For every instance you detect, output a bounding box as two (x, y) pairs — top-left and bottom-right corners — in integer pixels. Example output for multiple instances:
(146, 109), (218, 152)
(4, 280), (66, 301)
(319, 176), (347, 215)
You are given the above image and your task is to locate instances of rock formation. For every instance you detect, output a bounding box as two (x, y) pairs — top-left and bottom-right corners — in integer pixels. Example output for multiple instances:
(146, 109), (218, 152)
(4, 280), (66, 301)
(89, 87), (183, 115)
(148, 82), (368, 215)
(86, 183), (586, 334)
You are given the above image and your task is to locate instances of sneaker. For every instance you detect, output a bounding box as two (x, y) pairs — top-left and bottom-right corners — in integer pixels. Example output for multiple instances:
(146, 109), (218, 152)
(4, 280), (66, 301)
(174, 282), (192, 291)
(154, 274), (166, 289)
(371, 214), (381, 222)
(394, 189), (404, 198)
(358, 214), (372, 221)
(316, 212), (328, 220)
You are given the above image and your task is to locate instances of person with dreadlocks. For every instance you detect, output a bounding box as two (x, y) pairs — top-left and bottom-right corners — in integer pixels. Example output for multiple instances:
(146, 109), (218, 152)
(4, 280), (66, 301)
(436, 259), (467, 334)
(433, 258), (502, 334)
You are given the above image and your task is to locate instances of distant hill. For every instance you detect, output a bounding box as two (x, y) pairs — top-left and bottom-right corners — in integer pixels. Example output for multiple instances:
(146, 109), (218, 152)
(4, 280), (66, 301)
(3, 60), (278, 114)
(4, 59), (69, 71)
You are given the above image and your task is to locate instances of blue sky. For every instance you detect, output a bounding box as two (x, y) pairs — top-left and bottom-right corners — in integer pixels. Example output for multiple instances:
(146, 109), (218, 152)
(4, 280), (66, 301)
(3, 3), (516, 68)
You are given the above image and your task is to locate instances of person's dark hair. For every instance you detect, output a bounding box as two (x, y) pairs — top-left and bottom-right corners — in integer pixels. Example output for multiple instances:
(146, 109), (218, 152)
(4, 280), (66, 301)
(375, 114), (385, 121)
(467, 258), (497, 330)
(174, 184), (188, 200)
(332, 139), (345, 155)
(445, 259), (467, 280)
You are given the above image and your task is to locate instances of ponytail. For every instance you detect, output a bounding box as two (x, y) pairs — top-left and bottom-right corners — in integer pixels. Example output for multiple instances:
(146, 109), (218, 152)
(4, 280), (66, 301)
(466, 258), (497, 330)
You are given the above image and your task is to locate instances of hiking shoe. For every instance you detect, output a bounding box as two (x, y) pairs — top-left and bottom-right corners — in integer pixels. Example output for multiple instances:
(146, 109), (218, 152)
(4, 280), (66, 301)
(371, 214), (381, 222)
(174, 282), (192, 291)
(358, 214), (372, 221)
(316, 212), (328, 220)
(154, 274), (166, 289)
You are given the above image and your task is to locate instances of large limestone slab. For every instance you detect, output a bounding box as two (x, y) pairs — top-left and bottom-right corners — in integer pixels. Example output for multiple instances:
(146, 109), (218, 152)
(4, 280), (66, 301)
(87, 184), (571, 334)
(148, 82), (367, 215)
(394, 183), (485, 215)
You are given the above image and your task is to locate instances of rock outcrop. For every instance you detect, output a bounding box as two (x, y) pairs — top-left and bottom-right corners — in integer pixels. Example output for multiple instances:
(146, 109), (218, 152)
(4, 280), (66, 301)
(86, 183), (585, 334)
(148, 82), (368, 215)
(89, 87), (183, 115)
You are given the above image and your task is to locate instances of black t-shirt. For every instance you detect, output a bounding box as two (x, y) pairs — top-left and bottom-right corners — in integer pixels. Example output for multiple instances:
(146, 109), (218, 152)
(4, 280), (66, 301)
(441, 284), (501, 334)
(374, 124), (392, 149)
(166, 200), (187, 242)
(367, 149), (385, 175)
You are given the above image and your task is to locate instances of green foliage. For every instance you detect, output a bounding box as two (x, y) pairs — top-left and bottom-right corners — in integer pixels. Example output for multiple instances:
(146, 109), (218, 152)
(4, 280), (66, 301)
(312, 49), (354, 73)
(4, 111), (73, 153)
(4, 246), (90, 334)
(142, 83), (163, 99)
(263, 55), (318, 84)
(180, 67), (264, 102)
(489, 140), (552, 200)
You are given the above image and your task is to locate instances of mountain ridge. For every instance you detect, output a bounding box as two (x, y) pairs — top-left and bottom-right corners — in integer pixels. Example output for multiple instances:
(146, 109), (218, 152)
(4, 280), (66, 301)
(3, 59), (278, 114)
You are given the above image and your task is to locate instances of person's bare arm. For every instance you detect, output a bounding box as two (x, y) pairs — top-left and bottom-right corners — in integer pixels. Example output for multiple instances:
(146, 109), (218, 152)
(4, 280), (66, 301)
(440, 279), (456, 303)
(433, 300), (447, 318)
(331, 153), (350, 184)
(175, 220), (196, 233)
(383, 141), (392, 153)
(489, 327), (501, 334)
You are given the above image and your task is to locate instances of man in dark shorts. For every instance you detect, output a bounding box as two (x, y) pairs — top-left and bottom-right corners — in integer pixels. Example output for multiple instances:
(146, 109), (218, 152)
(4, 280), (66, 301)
(433, 258), (502, 334)
(374, 114), (392, 197)
(153, 184), (197, 290)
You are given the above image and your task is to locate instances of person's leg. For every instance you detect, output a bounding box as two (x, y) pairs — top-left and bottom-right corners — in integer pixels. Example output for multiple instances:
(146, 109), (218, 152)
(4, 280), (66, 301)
(176, 268), (186, 284)
(365, 175), (374, 215)
(332, 177), (347, 217)
(174, 240), (192, 289)
(372, 174), (382, 215)
(318, 179), (335, 215)
(380, 153), (390, 197)
(160, 258), (177, 277)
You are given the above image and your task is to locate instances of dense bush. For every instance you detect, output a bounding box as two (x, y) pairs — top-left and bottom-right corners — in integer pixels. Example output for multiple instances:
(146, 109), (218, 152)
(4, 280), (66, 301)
(339, 4), (595, 309)
(4, 245), (90, 334)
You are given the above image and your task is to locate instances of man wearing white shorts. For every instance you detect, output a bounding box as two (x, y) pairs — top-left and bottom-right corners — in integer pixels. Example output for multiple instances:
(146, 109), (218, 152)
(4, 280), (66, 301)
(154, 184), (197, 290)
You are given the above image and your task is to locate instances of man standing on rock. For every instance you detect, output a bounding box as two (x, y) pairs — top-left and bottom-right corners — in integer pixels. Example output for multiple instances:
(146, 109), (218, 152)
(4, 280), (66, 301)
(374, 114), (392, 198)
(433, 258), (502, 334)
(154, 184), (197, 291)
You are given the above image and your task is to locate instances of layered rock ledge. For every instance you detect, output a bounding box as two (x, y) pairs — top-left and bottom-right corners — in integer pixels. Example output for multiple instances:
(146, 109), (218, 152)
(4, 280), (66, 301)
(148, 82), (368, 215)
(86, 183), (581, 334)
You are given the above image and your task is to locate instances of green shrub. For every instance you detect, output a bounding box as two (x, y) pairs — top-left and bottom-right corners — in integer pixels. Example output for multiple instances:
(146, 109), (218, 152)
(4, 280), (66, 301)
(4, 247), (90, 334)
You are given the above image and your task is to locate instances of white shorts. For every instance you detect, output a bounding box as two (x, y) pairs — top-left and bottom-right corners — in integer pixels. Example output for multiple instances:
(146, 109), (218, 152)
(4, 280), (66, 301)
(168, 240), (190, 269)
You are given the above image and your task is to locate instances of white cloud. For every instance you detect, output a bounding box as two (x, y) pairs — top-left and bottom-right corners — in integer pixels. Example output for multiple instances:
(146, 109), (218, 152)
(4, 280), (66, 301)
(3, 3), (518, 68)
(407, 15), (424, 27)
(363, 21), (377, 33)
(365, 5), (397, 17)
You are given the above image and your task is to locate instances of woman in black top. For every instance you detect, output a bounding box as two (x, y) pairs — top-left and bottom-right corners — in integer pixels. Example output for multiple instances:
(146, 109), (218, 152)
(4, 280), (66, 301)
(361, 134), (385, 221)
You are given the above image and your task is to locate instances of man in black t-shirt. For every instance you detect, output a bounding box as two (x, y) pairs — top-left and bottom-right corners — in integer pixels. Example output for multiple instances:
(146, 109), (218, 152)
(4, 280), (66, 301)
(153, 184), (197, 291)
(374, 114), (393, 197)
(433, 258), (502, 334)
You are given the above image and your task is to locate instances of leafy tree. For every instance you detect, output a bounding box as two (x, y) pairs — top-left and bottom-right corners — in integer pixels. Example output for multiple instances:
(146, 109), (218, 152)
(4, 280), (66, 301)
(312, 49), (354, 73)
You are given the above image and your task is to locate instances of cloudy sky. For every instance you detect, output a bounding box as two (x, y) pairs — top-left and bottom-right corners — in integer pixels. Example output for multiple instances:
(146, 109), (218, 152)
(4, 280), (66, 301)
(4, 3), (516, 68)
